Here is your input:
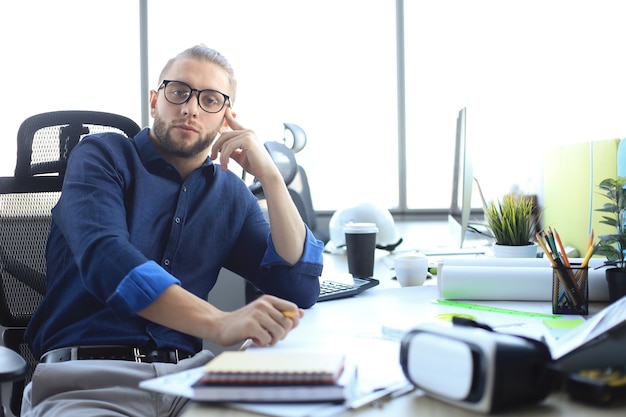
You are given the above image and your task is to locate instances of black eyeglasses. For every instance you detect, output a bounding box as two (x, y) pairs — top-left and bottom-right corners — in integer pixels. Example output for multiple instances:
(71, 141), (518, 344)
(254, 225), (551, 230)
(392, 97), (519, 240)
(158, 80), (230, 113)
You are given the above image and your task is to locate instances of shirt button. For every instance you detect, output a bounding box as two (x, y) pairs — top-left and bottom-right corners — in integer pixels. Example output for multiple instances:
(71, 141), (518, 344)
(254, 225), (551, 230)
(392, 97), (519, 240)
(175, 217), (181, 224)
(163, 259), (170, 266)
(182, 186), (187, 192)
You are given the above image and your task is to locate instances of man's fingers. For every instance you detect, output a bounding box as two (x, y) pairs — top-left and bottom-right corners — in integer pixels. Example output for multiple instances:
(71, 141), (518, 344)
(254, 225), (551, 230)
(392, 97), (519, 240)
(225, 107), (244, 131)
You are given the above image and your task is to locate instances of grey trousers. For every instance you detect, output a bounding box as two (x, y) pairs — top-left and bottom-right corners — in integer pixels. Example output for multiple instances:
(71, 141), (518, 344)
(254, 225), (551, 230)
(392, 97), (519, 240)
(21, 350), (214, 417)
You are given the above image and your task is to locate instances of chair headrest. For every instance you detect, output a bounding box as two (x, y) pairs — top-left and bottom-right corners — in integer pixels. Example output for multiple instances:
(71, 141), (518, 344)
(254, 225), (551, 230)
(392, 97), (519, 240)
(264, 141), (298, 185)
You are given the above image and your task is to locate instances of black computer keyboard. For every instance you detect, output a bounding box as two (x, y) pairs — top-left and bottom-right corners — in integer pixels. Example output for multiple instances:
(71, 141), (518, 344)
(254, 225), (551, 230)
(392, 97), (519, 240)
(317, 277), (380, 302)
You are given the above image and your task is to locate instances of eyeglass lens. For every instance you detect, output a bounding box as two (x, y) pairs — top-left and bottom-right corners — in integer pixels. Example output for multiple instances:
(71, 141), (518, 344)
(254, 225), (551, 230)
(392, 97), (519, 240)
(162, 81), (227, 113)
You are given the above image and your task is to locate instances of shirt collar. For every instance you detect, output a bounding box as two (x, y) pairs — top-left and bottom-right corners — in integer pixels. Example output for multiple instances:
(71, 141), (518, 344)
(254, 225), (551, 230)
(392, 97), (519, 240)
(133, 128), (215, 180)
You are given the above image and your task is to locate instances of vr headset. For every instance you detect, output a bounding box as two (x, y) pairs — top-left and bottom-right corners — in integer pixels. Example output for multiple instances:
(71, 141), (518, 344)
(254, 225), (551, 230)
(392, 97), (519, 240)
(400, 318), (559, 413)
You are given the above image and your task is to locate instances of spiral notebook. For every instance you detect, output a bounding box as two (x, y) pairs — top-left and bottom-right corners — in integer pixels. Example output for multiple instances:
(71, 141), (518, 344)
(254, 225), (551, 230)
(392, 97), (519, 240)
(140, 350), (354, 403)
(198, 351), (345, 385)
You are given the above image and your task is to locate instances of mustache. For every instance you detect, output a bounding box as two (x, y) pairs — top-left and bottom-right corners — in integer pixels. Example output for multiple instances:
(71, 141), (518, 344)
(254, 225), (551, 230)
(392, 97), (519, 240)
(172, 119), (202, 131)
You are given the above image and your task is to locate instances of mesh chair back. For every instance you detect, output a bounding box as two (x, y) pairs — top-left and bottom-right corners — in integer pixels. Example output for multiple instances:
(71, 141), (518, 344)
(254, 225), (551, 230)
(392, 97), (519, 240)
(16, 110), (141, 177)
(0, 190), (53, 327)
(0, 110), (140, 416)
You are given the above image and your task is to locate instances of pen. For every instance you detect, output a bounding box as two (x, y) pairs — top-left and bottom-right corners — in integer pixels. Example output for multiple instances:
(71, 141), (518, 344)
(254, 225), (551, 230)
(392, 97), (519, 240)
(239, 338), (254, 351)
(347, 382), (413, 410)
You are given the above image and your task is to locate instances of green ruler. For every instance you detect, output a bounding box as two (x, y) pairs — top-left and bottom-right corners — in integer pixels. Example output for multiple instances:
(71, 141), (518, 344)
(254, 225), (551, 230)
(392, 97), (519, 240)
(432, 299), (562, 319)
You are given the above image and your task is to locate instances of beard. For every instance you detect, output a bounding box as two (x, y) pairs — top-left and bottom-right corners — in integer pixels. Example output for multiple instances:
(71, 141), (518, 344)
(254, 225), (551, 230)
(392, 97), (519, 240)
(152, 115), (220, 158)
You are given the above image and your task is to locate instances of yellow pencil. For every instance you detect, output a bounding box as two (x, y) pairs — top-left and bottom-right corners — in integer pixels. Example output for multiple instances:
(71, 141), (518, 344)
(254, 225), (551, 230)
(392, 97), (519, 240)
(586, 230), (594, 251)
(575, 242), (597, 291)
(282, 310), (296, 319)
(580, 243), (596, 269)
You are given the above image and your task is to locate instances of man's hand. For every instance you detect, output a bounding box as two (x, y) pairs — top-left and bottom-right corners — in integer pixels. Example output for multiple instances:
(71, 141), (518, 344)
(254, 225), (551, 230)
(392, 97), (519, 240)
(210, 108), (279, 182)
(209, 108), (306, 264)
(139, 287), (303, 348)
(211, 295), (304, 347)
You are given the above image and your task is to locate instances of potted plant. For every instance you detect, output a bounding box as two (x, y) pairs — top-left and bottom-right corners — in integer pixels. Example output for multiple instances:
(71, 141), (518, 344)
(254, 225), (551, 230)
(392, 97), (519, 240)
(594, 177), (626, 302)
(484, 193), (541, 258)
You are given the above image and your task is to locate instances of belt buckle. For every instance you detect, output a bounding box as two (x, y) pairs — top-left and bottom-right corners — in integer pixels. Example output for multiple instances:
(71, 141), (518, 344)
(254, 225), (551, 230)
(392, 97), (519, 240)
(133, 347), (147, 363)
(133, 347), (180, 363)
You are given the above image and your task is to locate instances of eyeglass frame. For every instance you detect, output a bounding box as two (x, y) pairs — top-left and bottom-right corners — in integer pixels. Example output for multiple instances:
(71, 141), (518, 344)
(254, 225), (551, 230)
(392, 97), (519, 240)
(157, 79), (231, 113)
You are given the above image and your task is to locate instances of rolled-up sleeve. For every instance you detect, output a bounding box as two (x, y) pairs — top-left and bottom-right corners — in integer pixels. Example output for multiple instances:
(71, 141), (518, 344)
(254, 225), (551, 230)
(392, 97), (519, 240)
(107, 260), (181, 316)
(261, 227), (324, 275)
(252, 227), (324, 308)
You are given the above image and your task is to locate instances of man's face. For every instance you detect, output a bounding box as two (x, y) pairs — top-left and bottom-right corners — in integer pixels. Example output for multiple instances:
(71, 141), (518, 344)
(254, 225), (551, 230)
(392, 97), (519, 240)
(149, 58), (231, 159)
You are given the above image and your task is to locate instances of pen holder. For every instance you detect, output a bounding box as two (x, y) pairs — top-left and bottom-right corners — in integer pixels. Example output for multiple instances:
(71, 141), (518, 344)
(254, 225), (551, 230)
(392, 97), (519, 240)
(552, 263), (588, 315)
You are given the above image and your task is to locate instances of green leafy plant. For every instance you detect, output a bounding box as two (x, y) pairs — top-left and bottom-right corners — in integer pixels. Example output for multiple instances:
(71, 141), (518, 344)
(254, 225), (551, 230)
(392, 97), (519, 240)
(484, 193), (540, 246)
(594, 177), (626, 272)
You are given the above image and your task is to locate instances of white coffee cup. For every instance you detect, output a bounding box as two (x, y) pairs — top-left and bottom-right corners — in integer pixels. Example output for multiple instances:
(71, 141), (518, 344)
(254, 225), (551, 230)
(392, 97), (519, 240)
(394, 253), (429, 287)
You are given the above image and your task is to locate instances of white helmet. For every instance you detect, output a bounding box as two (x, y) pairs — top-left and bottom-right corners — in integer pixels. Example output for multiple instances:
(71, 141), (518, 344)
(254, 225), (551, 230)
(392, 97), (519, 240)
(328, 203), (402, 251)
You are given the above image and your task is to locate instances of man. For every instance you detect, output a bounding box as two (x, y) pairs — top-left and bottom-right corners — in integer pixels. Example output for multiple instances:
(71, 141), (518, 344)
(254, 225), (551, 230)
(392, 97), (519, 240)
(22, 45), (323, 416)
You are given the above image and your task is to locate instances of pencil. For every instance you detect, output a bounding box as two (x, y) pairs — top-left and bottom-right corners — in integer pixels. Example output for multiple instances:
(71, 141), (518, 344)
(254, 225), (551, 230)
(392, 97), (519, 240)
(553, 229), (570, 267)
(586, 230), (594, 251)
(553, 257), (582, 307)
(536, 232), (556, 267)
(547, 228), (559, 259)
(552, 228), (582, 292)
(575, 243), (597, 291)
(538, 231), (582, 307)
(580, 243), (596, 269)
(282, 310), (296, 319)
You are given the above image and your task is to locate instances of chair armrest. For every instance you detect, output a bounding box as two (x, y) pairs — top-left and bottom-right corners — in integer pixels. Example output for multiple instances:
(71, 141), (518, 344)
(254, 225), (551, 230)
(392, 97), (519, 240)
(0, 346), (27, 382)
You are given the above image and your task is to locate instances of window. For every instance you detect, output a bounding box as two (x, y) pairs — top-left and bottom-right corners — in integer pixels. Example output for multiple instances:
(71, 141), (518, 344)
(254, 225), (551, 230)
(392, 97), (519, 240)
(1, 1), (624, 216)
(147, 0), (398, 211)
(404, 0), (626, 210)
(0, 0), (140, 176)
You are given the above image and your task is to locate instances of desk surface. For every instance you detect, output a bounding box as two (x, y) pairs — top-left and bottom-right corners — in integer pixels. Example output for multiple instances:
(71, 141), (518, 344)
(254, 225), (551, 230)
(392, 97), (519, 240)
(183, 222), (623, 416)
(183, 391), (623, 417)
(183, 284), (624, 416)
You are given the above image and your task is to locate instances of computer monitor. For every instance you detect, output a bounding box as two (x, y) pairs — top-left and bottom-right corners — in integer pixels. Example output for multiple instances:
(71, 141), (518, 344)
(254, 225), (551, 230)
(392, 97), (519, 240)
(448, 107), (473, 248)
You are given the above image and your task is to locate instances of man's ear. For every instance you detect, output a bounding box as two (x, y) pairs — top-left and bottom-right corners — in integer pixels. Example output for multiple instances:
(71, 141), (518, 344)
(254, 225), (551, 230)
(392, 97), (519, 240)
(149, 90), (158, 117)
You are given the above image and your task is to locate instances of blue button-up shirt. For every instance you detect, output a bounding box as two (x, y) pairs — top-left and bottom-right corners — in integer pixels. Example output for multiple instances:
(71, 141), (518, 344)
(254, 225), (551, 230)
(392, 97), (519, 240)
(26, 128), (323, 359)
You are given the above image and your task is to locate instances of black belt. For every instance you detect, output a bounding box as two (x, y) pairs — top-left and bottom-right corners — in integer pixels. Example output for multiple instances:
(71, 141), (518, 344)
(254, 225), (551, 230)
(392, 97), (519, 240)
(40, 346), (193, 364)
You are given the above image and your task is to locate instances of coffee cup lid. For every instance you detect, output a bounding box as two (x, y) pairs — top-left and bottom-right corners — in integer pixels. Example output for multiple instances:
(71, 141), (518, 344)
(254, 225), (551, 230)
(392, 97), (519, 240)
(343, 222), (378, 234)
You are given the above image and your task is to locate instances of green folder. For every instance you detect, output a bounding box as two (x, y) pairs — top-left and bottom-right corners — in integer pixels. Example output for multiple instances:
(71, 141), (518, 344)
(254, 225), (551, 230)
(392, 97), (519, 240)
(542, 138), (619, 255)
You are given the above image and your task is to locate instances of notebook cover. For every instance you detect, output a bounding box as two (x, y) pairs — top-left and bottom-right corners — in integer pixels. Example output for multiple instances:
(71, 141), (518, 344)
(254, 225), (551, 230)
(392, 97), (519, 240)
(199, 351), (345, 385)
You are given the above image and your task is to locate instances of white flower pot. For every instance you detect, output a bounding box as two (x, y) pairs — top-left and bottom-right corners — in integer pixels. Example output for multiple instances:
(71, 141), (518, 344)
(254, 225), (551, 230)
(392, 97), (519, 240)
(492, 243), (538, 258)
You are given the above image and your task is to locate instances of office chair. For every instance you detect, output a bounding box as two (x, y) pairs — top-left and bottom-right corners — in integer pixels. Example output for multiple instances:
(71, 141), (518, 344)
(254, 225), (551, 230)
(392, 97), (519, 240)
(0, 347), (27, 417)
(282, 122), (307, 154)
(0, 110), (140, 416)
(248, 123), (326, 242)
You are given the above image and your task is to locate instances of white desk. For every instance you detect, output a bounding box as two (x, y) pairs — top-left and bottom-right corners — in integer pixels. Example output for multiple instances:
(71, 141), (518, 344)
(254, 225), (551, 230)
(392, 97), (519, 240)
(183, 262), (624, 416)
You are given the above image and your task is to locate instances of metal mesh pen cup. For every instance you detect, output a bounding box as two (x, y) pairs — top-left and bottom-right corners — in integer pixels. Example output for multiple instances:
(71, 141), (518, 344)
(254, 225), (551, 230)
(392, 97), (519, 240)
(552, 263), (588, 315)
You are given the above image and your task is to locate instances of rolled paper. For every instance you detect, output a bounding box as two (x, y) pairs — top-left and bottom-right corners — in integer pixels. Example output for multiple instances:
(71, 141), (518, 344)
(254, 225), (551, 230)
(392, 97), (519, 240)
(437, 257), (609, 302)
